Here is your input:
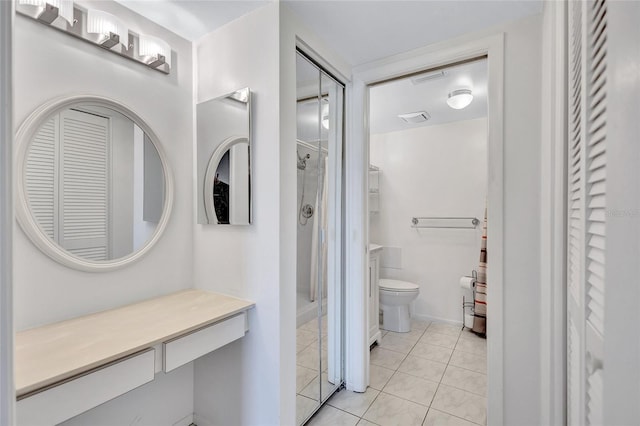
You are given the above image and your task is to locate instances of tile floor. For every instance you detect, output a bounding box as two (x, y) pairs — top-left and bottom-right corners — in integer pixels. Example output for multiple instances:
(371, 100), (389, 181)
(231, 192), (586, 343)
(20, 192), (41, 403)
(301, 319), (487, 426)
(297, 315), (341, 425)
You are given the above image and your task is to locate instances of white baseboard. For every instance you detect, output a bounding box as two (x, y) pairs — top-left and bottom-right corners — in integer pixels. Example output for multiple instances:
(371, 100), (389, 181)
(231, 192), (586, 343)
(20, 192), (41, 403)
(412, 312), (463, 327)
(172, 413), (195, 426)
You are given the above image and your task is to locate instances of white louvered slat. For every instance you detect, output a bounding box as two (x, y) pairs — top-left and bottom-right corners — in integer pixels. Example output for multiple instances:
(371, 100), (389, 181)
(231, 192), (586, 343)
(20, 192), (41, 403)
(25, 117), (58, 239)
(587, 368), (604, 425)
(567, 0), (584, 306)
(585, 0), (607, 343)
(67, 246), (108, 261)
(567, 0), (609, 424)
(568, 321), (581, 426)
(59, 109), (110, 260)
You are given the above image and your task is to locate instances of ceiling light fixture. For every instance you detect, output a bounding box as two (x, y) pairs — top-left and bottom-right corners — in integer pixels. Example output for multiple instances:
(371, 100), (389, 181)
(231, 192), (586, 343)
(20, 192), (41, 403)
(87, 9), (128, 49)
(18, 0), (74, 25)
(447, 89), (473, 110)
(321, 104), (329, 129)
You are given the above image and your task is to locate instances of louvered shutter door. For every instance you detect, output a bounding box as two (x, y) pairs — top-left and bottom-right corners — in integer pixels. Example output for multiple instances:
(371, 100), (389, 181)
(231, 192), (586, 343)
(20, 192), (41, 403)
(567, 1), (607, 425)
(25, 116), (59, 240)
(58, 109), (110, 261)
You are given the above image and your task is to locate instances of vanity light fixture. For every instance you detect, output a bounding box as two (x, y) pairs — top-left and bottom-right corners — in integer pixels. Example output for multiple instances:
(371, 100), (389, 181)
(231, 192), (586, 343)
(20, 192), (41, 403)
(139, 34), (172, 69)
(15, 0), (173, 75)
(86, 9), (128, 49)
(18, 0), (74, 25)
(446, 89), (474, 110)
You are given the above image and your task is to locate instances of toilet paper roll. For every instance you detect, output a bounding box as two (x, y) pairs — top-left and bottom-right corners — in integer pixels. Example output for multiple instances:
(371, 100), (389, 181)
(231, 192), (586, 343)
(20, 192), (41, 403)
(460, 276), (476, 290)
(464, 313), (475, 328)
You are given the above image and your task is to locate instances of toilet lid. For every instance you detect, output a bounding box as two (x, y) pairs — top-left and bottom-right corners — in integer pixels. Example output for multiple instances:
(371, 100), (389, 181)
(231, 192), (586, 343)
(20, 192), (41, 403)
(379, 279), (419, 292)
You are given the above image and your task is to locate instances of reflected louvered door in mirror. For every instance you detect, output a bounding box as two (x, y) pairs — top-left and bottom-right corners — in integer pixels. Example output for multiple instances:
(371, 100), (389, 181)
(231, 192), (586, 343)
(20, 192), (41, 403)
(58, 110), (110, 260)
(567, 1), (607, 425)
(26, 109), (111, 261)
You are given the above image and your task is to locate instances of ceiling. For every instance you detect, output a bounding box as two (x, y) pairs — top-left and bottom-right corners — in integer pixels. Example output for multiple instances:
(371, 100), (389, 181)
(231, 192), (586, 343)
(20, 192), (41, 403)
(370, 58), (488, 134)
(114, 0), (270, 41)
(115, 1), (542, 65)
(282, 1), (542, 66)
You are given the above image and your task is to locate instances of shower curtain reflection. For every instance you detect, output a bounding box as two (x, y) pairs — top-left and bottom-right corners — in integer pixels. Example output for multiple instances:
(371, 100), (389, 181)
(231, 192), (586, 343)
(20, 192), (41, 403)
(296, 140), (328, 326)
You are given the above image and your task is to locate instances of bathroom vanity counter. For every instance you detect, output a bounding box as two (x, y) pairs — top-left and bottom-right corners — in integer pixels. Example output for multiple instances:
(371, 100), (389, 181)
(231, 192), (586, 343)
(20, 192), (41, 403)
(15, 289), (255, 398)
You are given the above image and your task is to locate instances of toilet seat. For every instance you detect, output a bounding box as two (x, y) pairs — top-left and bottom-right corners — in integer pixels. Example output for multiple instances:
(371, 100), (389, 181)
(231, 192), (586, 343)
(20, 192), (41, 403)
(379, 279), (419, 292)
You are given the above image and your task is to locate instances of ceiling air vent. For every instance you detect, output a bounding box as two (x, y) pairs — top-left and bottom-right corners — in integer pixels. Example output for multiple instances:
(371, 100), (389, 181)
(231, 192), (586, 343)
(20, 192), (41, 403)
(411, 70), (447, 85)
(398, 111), (430, 124)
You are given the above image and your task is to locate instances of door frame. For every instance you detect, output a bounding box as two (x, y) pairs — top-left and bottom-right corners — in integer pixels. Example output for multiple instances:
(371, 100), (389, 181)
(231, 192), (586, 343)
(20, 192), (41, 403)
(345, 33), (505, 423)
(0, 1), (14, 424)
(539, 1), (568, 425)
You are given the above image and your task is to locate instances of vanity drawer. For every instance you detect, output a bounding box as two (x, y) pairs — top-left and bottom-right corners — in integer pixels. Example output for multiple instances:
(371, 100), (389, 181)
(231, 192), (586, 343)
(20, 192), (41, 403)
(163, 312), (246, 372)
(17, 349), (155, 426)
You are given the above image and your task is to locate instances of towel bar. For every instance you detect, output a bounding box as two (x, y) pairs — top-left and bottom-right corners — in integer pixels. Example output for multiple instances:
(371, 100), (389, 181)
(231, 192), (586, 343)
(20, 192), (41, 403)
(411, 216), (480, 229)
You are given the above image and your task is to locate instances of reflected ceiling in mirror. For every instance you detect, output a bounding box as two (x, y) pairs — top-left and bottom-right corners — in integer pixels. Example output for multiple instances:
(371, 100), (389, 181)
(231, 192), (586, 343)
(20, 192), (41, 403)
(16, 96), (173, 271)
(197, 88), (252, 225)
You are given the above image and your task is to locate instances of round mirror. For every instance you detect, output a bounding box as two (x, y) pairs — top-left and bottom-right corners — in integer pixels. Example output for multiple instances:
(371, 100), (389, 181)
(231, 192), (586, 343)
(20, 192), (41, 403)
(15, 96), (173, 272)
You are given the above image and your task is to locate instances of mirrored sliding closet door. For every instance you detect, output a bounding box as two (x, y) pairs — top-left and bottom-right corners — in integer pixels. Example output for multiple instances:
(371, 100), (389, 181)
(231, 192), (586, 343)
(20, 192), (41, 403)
(295, 51), (345, 425)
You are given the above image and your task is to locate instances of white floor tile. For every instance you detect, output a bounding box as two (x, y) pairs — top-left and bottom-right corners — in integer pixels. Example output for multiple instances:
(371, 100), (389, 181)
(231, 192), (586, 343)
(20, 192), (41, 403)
(398, 355), (447, 383)
(378, 333), (418, 354)
(431, 384), (486, 425)
(410, 342), (454, 364)
(383, 371), (439, 406)
(328, 388), (380, 417)
(441, 365), (487, 397)
(297, 365), (319, 393)
(297, 344), (328, 371)
(307, 404), (360, 426)
(427, 323), (462, 337)
(363, 392), (428, 426)
(369, 364), (396, 390)
(454, 338), (486, 356)
(423, 408), (479, 426)
(448, 350), (486, 374)
(298, 328), (319, 347)
(411, 319), (431, 331)
(385, 328), (425, 343)
(370, 346), (406, 370)
(300, 372), (340, 402)
(297, 394), (320, 426)
(419, 331), (459, 349)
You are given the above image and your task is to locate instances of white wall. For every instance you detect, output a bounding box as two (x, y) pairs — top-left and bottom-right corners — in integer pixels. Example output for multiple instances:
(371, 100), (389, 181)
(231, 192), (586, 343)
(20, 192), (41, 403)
(498, 15), (542, 424)
(192, 4), (351, 424)
(370, 118), (487, 324)
(13, 1), (194, 423)
(193, 4), (284, 425)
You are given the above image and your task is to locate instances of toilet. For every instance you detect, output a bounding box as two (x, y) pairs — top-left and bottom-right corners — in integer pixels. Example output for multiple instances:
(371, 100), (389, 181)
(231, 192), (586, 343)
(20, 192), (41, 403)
(379, 279), (420, 333)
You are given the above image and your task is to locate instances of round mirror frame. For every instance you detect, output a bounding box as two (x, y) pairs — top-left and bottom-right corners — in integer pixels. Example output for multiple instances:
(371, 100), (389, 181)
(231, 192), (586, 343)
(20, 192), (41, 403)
(15, 95), (174, 272)
(203, 135), (249, 224)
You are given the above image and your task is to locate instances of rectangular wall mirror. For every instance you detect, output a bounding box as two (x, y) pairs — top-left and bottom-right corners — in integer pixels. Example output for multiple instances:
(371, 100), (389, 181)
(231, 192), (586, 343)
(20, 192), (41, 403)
(197, 88), (252, 225)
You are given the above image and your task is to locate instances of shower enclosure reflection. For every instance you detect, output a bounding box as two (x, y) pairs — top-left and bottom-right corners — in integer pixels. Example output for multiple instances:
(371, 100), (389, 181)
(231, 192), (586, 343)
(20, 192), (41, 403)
(295, 52), (344, 425)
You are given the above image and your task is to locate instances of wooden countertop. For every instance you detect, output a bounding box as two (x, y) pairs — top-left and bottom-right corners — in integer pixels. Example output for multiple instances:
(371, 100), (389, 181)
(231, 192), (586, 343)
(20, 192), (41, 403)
(15, 289), (255, 397)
